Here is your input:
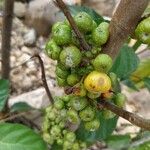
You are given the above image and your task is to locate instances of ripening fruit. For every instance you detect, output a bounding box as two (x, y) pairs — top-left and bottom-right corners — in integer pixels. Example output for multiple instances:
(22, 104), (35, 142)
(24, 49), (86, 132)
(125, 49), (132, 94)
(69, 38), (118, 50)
(114, 93), (126, 108)
(45, 39), (61, 60)
(103, 109), (116, 119)
(56, 76), (67, 87)
(92, 22), (109, 45)
(135, 17), (150, 45)
(70, 96), (88, 111)
(79, 106), (95, 122)
(67, 74), (80, 86)
(53, 24), (72, 45)
(84, 71), (111, 93)
(84, 119), (100, 131)
(59, 46), (82, 68)
(92, 54), (113, 73)
(55, 66), (69, 79)
(73, 84), (87, 97)
(74, 12), (93, 33)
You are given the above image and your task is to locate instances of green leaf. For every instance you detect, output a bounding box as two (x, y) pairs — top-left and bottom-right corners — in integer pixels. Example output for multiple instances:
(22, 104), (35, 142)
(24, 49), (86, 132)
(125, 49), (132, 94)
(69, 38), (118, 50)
(76, 112), (118, 144)
(68, 5), (104, 25)
(10, 102), (33, 112)
(106, 135), (131, 150)
(143, 77), (150, 91)
(111, 45), (139, 80)
(0, 79), (9, 111)
(0, 123), (47, 150)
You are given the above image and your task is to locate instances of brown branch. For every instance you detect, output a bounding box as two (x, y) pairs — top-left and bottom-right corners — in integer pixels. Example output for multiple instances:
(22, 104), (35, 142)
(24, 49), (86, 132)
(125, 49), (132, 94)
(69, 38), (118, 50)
(102, 0), (149, 59)
(1, 0), (14, 79)
(53, 0), (90, 51)
(98, 100), (150, 130)
(32, 54), (54, 104)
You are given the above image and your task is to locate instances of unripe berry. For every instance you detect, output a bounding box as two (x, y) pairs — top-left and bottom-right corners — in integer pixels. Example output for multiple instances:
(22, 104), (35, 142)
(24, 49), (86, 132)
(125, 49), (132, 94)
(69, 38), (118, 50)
(57, 139), (63, 145)
(67, 109), (80, 124)
(114, 93), (126, 108)
(84, 119), (100, 131)
(135, 17), (150, 44)
(72, 142), (80, 150)
(92, 22), (109, 46)
(67, 74), (80, 86)
(52, 22), (66, 33)
(64, 132), (76, 142)
(56, 76), (67, 87)
(70, 96), (88, 111)
(53, 24), (72, 45)
(92, 54), (113, 73)
(45, 39), (61, 60)
(63, 140), (72, 149)
(54, 100), (64, 110)
(55, 66), (69, 79)
(84, 71), (111, 93)
(74, 12), (93, 33)
(60, 46), (82, 68)
(103, 109), (116, 119)
(91, 47), (101, 55)
(50, 125), (61, 137)
(79, 106), (95, 122)
(43, 133), (54, 145)
(87, 91), (101, 99)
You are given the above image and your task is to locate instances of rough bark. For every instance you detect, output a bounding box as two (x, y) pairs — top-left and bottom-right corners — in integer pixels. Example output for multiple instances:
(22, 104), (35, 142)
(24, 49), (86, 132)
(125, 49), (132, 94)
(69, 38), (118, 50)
(102, 0), (149, 59)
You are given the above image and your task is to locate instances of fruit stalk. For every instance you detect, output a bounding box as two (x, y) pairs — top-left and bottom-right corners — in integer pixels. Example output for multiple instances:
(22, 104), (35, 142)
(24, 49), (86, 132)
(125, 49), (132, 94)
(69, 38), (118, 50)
(98, 99), (150, 130)
(53, 0), (91, 51)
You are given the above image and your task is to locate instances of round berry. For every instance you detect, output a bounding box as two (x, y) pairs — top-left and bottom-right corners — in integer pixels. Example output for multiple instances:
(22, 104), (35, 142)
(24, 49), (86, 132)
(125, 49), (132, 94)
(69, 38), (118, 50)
(114, 93), (126, 108)
(59, 46), (82, 68)
(67, 74), (80, 86)
(65, 132), (76, 142)
(56, 76), (67, 87)
(55, 66), (69, 79)
(84, 119), (100, 131)
(92, 54), (113, 73)
(54, 100), (64, 110)
(103, 109), (116, 119)
(84, 71), (112, 93)
(67, 109), (80, 124)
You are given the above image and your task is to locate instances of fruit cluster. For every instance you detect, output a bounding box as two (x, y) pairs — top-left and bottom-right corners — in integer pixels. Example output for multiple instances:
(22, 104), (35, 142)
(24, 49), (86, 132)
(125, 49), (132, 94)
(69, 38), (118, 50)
(42, 96), (87, 150)
(43, 11), (126, 149)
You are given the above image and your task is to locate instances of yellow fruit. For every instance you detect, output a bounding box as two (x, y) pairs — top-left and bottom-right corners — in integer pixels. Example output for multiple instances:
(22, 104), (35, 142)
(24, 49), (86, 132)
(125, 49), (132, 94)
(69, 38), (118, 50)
(84, 71), (111, 93)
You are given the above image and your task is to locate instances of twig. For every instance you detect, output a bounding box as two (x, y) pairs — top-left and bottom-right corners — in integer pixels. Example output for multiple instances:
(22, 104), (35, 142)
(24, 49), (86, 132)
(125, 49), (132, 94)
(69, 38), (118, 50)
(53, 0), (90, 51)
(98, 99), (150, 130)
(33, 54), (54, 104)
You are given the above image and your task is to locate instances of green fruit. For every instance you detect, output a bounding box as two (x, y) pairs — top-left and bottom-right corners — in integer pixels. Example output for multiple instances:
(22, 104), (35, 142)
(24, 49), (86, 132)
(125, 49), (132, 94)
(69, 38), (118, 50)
(109, 72), (121, 93)
(67, 74), (80, 86)
(80, 142), (87, 149)
(74, 12), (93, 33)
(114, 93), (126, 108)
(57, 62), (68, 71)
(65, 132), (76, 142)
(42, 117), (50, 132)
(79, 106), (95, 122)
(45, 39), (61, 60)
(70, 96), (88, 111)
(60, 109), (67, 118)
(62, 95), (72, 102)
(53, 24), (72, 45)
(45, 105), (52, 113)
(72, 142), (80, 150)
(135, 17), (150, 44)
(85, 51), (93, 58)
(87, 92), (101, 99)
(52, 22), (65, 33)
(92, 54), (113, 73)
(55, 66), (69, 79)
(54, 100), (64, 110)
(63, 140), (72, 149)
(48, 111), (56, 120)
(92, 22), (109, 45)
(73, 84), (87, 97)
(92, 20), (97, 29)
(50, 125), (61, 137)
(59, 121), (65, 128)
(56, 76), (67, 87)
(57, 139), (63, 145)
(60, 46), (82, 68)
(67, 109), (80, 124)
(71, 31), (80, 46)
(43, 133), (54, 145)
(84, 119), (100, 131)
(103, 109), (116, 119)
